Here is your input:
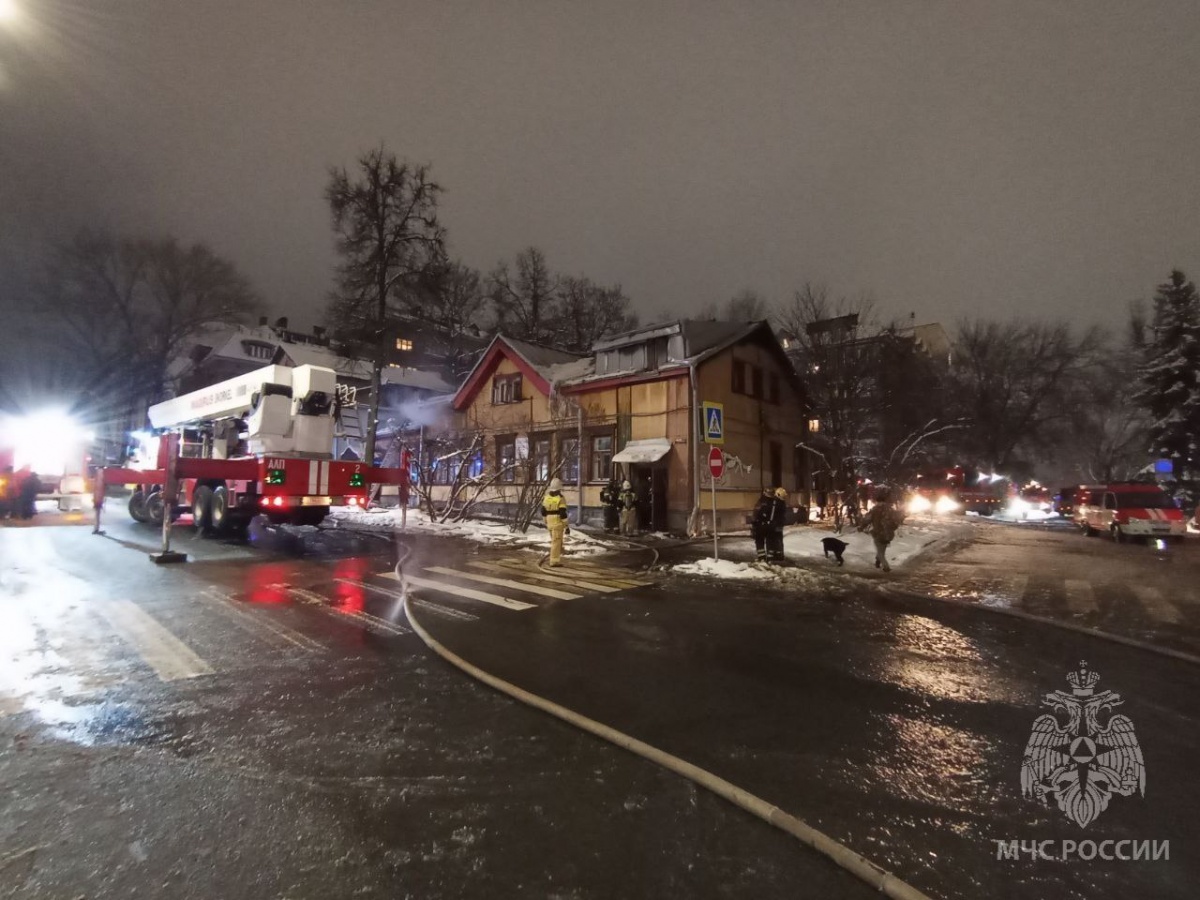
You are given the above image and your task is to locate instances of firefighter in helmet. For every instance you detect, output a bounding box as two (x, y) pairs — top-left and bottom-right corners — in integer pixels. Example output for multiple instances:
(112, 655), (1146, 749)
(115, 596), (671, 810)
(542, 477), (570, 566)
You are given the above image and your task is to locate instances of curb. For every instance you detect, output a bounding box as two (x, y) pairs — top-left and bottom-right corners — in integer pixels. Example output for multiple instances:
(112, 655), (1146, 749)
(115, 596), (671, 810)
(402, 593), (933, 900)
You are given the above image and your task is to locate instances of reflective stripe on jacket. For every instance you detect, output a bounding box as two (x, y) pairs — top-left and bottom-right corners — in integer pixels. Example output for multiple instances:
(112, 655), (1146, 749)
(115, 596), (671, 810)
(542, 492), (569, 519)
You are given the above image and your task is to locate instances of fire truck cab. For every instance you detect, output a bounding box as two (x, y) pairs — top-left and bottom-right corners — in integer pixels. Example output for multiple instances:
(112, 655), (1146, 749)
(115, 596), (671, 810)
(101, 363), (404, 535)
(1073, 482), (1185, 543)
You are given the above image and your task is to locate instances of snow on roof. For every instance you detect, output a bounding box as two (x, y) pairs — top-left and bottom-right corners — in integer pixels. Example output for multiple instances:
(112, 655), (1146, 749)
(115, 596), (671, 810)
(544, 356), (595, 385)
(275, 342), (373, 381)
(380, 366), (455, 393)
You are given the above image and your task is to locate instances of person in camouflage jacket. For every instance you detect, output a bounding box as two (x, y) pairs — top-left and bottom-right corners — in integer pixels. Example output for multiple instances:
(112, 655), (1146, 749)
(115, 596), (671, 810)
(860, 490), (904, 572)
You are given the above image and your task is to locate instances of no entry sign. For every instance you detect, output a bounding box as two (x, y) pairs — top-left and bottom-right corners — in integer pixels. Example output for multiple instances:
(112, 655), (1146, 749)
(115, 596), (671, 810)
(708, 446), (724, 479)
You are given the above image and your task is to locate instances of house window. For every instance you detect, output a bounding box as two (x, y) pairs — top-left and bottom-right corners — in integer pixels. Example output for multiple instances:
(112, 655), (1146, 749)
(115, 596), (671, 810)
(766, 372), (780, 405)
(492, 374), (523, 405)
(560, 437), (580, 484)
(468, 450), (484, 479)
(808, 419), (821, 432)
(533, 436), (552, 481)
(395, 338), (413, 351)
(242, 340), (275, 360)
(590, 434), (613, 481)
(732, 359), (764, 398)
(497, 437), (516, 482)
(731, 360), (746, 394)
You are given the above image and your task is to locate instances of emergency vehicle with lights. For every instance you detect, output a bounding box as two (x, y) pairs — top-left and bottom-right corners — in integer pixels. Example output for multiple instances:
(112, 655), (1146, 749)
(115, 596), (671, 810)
(1073, 482), (1185, 543)
(98, 363), (405, 534)
(907, 465), (1012, 515)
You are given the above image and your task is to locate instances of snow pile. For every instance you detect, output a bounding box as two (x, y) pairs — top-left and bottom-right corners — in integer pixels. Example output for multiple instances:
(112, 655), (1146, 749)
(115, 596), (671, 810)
(989, 508), (1059, 523)
(327, 505), (608, 555)
(672, 557), (776, 580)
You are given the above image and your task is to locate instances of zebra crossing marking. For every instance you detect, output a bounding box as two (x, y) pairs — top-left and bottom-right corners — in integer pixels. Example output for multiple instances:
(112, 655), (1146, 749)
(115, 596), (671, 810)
(1129, 585), (1182, 625)
(1063, 579), (1098, 615)
(467, 561), (622, 593)
(94, 600), (214, 682)
(395, 573), (537, 612)
(197, 590), (326, 653)
(541, 564), (648, 588)
(423, 566), (584, 601)
(286, 586), (411, 636)
(339, 577), (480, 621)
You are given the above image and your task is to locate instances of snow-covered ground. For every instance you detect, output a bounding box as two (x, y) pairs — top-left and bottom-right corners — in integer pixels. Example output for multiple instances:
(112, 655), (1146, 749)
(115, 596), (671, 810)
(779, 515), (961, 569)
(327, 505), (609, 555)
(671, 515), (963, 582)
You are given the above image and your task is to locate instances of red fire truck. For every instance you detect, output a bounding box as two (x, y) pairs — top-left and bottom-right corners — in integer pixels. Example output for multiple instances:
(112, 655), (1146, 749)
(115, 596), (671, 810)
(908, 465), (1012, 515)
(97, 363), (405, 536)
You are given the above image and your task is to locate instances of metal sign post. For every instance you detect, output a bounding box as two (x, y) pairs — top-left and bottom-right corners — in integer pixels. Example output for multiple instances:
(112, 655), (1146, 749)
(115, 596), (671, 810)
(708, 446), (724, 560)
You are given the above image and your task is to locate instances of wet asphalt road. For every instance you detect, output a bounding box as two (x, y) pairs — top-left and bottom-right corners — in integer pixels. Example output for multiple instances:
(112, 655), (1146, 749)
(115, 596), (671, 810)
(0, 520), (872, 900)
(1, 516), (1197, 899)
(902, 518), (1200, 657)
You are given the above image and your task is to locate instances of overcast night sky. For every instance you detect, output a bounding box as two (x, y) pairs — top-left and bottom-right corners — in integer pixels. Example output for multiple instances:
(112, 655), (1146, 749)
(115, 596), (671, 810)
(2, 1), (1199, 332)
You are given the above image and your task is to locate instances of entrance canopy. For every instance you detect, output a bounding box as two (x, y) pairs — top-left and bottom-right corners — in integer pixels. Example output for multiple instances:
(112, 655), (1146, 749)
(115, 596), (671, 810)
(612, 438), (672, 464)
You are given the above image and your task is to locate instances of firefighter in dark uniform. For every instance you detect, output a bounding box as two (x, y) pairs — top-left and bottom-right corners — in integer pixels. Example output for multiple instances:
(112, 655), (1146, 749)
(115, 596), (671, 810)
(752, 486), (788, 562)
(599, 478), (621, 533)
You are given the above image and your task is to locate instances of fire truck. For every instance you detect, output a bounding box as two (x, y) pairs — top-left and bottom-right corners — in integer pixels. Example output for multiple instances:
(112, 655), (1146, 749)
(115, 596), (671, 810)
(908, 465), (1012, 515)
(98, 363), (405, 535)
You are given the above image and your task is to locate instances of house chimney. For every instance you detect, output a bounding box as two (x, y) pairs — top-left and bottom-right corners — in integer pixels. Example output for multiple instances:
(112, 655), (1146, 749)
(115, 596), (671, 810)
(258, 316), (268, 326)
(274, 316), (289, 330)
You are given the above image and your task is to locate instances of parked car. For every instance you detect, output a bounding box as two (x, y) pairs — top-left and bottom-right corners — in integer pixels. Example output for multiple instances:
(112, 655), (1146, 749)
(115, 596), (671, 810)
(1074, 483), (1186, 543)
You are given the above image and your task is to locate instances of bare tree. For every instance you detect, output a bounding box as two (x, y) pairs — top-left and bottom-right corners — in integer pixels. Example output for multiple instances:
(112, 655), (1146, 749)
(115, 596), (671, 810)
(946, 319), (1103, 472)
(1058, 312), (1150, 483)
(489, 247), (557, 344)
(414, 259), (490, 379)
(555, 275), (638, 351)
(326, 147), (446, 464)
(35, 229), (259, 437)
(411, 431), (518, 523)
(698, 288), (770, 322)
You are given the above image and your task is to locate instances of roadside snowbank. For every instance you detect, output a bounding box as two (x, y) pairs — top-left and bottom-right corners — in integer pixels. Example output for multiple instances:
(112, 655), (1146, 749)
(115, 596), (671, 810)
(327, 506), (608, 555)
(672, 558), (775, 580)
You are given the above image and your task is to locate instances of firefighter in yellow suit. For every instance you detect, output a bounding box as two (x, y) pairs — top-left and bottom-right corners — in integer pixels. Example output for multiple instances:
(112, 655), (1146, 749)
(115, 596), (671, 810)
(543, 477), (570, 566)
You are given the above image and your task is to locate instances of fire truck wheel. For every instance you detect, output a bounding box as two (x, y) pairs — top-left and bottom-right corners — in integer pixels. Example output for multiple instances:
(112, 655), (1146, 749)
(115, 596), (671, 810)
(1111, 524), (1127, 544)
(191, 485), (214, 532)
(128, 490), (151, 524)
(210, 486), (232, 534)
(1082, 520), (1096, 537)
(145, 490), (165, 525)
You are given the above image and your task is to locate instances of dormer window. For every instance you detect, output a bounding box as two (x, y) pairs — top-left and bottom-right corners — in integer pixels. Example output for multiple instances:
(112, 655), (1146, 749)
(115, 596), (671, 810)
(492, 373), (523, 404)
(395, 338), (413, 351)
(241, 340), (275, 360)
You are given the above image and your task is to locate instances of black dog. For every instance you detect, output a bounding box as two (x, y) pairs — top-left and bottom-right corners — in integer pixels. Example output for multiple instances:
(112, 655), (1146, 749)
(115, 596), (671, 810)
(821, 537), (848, 566)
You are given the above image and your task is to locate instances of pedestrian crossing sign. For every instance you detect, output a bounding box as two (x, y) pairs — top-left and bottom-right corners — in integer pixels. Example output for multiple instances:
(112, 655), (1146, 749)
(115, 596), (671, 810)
(702, 401), (724, 445)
